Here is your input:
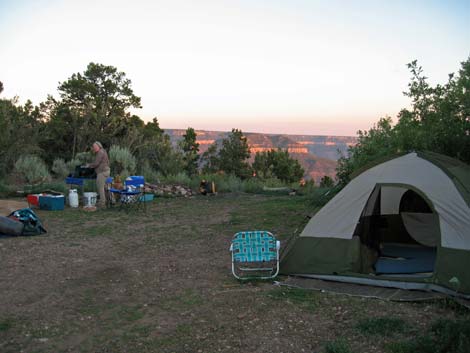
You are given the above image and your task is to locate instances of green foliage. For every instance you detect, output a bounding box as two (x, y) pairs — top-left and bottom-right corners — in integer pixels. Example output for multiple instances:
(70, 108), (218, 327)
(109, 145), (136, 176)
(179, 127), (200, 176)
(0, 97), (43, 177)
(188, 173), (243, 193)
(200, 143), (220, 174)
(324, 339), (353, 353)
(82, 179), (97, 193)
(319, 175), (334, 188)
(430, 318), (470, 353)
(309, 186), (340, 208)
(0, 179), (12, 197)
(40, 68), (186, 177)
(55, 62), (142, 156)
(14, 155), (50, 184)
(215, 174), (242, 192)
(241, 178), (266, 193)
(336, 117), (397, 186)
(139, 161), (160, 183)
(357, 317), (408, 336)
(23, 181), (68, 195)
(52, 158), (70, 178)
(296, 179), (317, 196)
(195, 174), (245, 192)
(74, 152), (93, 165)
(218, 128), (252, 178)
(253, 149), (305, 183)
(136, 118), (185, 176)
(158, 172), (192, 187)
(337, 57), (470, 185)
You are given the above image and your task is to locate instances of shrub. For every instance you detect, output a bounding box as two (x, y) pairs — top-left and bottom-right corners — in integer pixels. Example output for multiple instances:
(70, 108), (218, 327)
(0, 179), (13, 197)
(14, 155), (50, 184)
(109, 145), (136, 176)
(75, 152), (93, 165)
(139, 162), (160, 184)
(309, 186), (340, 208)
(52, 158), (70, 178)
(220, 174), (242, 192)
(296, 179), (317, 196)
(66, 158), (82, 172)
(188, 173), (241, 193)
(159, 172), (192, 186)
(23, 181), (68, 195)
(319, 175), (335, 188)
(263, 177), (285, 188)
(241, 178), (264, 193)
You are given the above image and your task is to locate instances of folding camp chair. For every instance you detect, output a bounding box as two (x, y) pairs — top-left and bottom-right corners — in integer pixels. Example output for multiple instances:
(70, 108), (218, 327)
(107, 176), (146, 212)
(229, 230), (280, 280)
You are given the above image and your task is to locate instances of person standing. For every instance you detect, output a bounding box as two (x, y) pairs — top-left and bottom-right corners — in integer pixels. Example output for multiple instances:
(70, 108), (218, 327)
(87, 141), (110, 208)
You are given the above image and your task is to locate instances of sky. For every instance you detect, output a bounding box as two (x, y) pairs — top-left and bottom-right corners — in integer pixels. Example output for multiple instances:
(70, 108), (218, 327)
(0, 0), (469, 136)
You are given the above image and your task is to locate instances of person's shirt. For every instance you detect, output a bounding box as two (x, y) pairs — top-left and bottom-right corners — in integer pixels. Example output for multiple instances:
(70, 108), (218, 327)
(89, 149), (110, 174)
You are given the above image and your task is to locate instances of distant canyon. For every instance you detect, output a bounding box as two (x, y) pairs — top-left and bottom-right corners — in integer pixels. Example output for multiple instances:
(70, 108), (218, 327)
(165, 129), (357, 183)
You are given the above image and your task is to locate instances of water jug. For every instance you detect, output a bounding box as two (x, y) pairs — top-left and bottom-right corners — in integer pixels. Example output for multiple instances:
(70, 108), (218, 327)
(69, 189), (79, 208)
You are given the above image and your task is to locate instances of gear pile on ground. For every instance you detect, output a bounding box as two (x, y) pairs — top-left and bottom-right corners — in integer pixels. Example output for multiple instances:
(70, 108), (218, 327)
(144, 182), (194, 197)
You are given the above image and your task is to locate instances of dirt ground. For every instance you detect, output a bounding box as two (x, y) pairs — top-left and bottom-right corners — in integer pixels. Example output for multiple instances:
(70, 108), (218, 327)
(0, 193), (466, 353)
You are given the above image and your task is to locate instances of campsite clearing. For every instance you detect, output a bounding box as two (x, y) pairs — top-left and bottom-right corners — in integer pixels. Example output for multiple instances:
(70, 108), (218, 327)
(0, 193), (468, 353)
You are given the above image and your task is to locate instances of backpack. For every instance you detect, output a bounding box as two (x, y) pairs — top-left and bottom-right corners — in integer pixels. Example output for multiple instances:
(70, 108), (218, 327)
(7, 208), (47, 236)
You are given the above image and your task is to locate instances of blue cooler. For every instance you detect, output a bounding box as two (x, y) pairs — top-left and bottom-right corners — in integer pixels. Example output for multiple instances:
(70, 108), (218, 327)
(39, 195), (65, 211)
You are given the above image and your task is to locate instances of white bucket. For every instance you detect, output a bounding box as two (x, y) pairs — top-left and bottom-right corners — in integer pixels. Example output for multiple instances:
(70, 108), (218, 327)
(69, 189), (79, 208)
(83, 192), (97, 207)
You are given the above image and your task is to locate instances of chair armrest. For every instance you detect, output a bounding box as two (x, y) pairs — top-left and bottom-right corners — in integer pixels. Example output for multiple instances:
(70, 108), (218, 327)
(276, 240), (280, 250)
(229, 243), (233, 252)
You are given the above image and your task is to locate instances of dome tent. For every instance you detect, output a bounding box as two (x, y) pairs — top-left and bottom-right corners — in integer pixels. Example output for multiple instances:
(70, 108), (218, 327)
(280, 152), (470, 296)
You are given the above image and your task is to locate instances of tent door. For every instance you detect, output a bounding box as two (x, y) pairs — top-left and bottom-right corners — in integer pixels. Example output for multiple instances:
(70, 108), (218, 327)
(356, 184), (439, 277)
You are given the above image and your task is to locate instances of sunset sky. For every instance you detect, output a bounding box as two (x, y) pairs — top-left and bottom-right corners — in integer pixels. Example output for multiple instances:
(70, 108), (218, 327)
(1, 0), (469, 136)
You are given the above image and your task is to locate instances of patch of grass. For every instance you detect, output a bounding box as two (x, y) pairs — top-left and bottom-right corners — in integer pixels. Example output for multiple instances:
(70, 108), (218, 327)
(357, 316), (408, 336)
(267, 287), (319, 312)
(385, 336), (435, 353)
(324, 338), (353, 353)
(129, 324), (153, 336)
(228, 214), (244, 226)
(115, 305), (145, 322)
(78, 289), (102, 316)
(0, 318), (13, 331)
(386, 318), (470, 353)
(160, 289), (203, 311)
(235, 277), (276, 285)
(175, 323), (192, 335)
(432, 298), (470, 316)
(226, 195), (311, 238)
(83, 224), (114, 237)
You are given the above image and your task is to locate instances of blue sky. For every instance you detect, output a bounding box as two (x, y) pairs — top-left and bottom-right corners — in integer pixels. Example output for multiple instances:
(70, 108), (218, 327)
(0, 0), (469, 135)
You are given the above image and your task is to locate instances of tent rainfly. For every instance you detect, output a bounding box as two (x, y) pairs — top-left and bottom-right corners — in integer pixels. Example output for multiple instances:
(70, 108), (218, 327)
(280, 152), (470, 296)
